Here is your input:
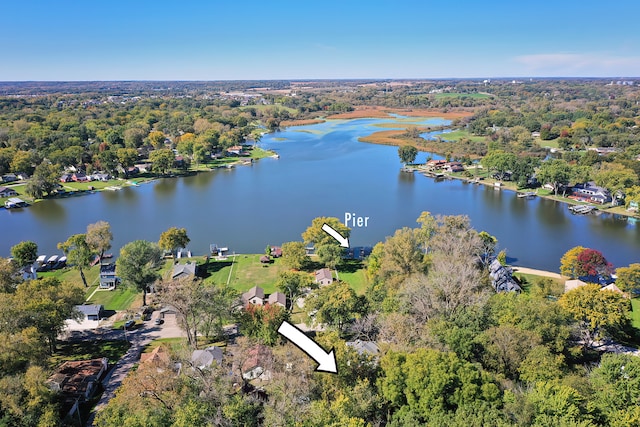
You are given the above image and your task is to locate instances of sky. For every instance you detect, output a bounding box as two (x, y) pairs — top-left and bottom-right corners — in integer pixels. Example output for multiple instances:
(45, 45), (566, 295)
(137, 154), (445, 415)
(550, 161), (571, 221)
(1, 0), (639, 81)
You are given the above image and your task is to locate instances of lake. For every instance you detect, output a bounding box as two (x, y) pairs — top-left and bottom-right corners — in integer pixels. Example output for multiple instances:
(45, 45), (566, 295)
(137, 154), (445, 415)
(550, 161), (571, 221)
(1, 117), (639, 272)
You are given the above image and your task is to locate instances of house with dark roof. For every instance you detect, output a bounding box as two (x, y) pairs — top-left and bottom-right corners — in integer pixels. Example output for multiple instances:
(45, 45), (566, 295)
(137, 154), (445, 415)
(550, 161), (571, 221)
(99, 263), (117, 289)
(242, 286), (265, 306)
(267, 292), (287, 308)
(172, 262), (197, 280)
(571, 181), (612, 204)
(489, 259), (522, 293)
(315, 268), (333, 287)
(346, 339), (380, 357)
(191, 346), (223, 369)
(72, 172), (89, 182)
(0, 186), (18, 198)
(75, 304), (105, 321)
(60, 174), (73, 183)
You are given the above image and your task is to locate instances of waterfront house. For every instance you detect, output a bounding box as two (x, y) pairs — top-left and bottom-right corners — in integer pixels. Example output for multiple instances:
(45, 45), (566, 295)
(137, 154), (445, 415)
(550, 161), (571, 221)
(571, 182), (612, 204)
(227, 145), (244, 156)
(426, 159), (447, 170)
(242, 286), (265, 306)
(60, 174), (73, 183)
(267, 291), (287, 308)
(72, 172), (89, 182)
(564, 279), (588, 293)
(75, 304), (105, 321)
(99, 263), (118, 289)
(444, 161), (464, 173)
(171, 262), (197, 280)
(91, 172), (111, 181)
(315, 268), (333, 287)
(1, 173), (17, 183)
(0, 186), (18, 198)
(489, 259), (521, 293)
(270, 246), (283, 258)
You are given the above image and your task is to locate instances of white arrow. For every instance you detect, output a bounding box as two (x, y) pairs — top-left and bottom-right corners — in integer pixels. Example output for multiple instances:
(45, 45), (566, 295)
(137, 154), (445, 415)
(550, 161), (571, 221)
(277, 321), (338, 374)
(321, 223), (350, 248)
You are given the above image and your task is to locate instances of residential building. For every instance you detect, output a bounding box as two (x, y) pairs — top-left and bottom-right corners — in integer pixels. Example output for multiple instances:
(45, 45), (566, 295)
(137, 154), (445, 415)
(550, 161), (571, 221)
(571, 182), (612, 204)
(267, 291), (287, 308)
(75, 304), (104, 321)
(489, 259), (521, 293)
(99, 263), (117, 289)
(191, 346), (223, 369)
(346, 339), (380, 357)
(172, 262), (197, 280)
(0, 186), (18, 198)
(315, 268), (333, 287)
(242, 286), (265, 306)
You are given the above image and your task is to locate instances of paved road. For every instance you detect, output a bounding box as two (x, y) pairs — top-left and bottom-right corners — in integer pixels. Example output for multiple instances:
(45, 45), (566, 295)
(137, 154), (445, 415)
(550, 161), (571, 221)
(84, 312), (183, 426)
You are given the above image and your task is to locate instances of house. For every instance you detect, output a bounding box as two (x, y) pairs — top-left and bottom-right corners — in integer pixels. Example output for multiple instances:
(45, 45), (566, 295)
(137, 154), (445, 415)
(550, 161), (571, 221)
(241, 345), (272, 381)
(75, 304), (104, 321)
(270, 246), (283, 258)
(267, 292), (287, 308)
(172, 262), (197, 280)
(91, 173), (111, 182)
(587, 147), (619, 156)
(571, 182), (612, 204)
(315, 268), (333, 286)
(135, 163), (152, 173)
(0, 186), (18, 198)
(191, 346), (223, 369)
(346, 339), (380, 357)
(140, 345), (171, 365)
(127, 166), (140, 176)
(564, 279), (588, 293)
(444, 161), (464, 173)
(72, 172), (89, 182)
(47, 358), (108, 401)
(99, 263), (117, 289)
(426, 159), (447, 170)
(242, 286), (265, 306)
(174, 156), (186, 168)
(601, 283), (627, 297)
(60, 174), (73, 183)
(489, 259), (522, 293)
(1, 173), (17, 183)
(227, 146), (244, 156)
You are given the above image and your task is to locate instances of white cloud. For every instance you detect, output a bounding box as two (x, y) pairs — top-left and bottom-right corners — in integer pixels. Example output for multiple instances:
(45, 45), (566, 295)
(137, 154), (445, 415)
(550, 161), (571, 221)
(513, 53), (640, 76)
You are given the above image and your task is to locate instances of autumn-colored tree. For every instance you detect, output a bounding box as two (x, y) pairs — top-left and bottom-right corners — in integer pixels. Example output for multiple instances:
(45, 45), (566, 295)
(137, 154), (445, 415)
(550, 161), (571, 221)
(576, 248), (613, 277)
(280, 241), (309, 270)
(615, 263), (640, 294)
(158, 227), (190, 257)
(302, 217), (350, 247)
(86, 220), (113, 260)
(147, 130), (166, 149)
(560, 246), (586, 278)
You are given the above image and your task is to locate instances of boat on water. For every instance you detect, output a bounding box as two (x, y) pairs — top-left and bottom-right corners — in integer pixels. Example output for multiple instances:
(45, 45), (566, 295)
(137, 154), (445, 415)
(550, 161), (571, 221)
(4, 197), (28, 208)
(568, 205), (597, 214)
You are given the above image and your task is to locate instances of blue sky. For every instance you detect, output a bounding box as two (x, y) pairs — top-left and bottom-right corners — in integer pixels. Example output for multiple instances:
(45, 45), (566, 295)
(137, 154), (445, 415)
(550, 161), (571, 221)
(1, 0), (639, 81)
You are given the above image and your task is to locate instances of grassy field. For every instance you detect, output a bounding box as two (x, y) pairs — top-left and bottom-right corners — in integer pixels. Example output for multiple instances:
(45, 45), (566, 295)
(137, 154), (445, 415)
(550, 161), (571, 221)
(40, 265), (101, 289)
(202, 254), (289, 294)
(49, 339), (131, 368)
(631, 299), (640, 329)
(437, 129), (487, 143)
(87, 287), (142, 311)
(337, 260), (369, 295)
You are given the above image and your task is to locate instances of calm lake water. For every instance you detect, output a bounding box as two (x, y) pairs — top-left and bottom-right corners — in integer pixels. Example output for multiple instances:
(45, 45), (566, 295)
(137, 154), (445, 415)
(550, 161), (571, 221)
(2, 117), (639, 272)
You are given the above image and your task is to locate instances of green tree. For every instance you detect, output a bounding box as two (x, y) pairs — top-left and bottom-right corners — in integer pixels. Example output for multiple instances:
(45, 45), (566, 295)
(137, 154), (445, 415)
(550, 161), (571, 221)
(147, 130), (166, 149)
(302, 217), (351, 247)
(398, 145), (418, 165)
(280, 241), (309, 270)
(86, 220), (113, 261)
(379, 348), (501, 424)
(316, 243), (344, 270)
(158, 226), (190, 257)
(10, 241), (38, 269)
(305, 281), (364, 332)
(58, 233), (94, 287)
(559, 284), (631, 347)
(149, 148), (175, 175)
(96, 149), (119, 174)
(276, 271), (314, 310)
(590, 353), (640, 425)
(116, 147), (138, 169)
(537, 159), (574, 196)
(594, 163), (638, 196)
(9, 150), (35, 174)
(117, 240), (163, 306)
(25, 162), (60, 199)
(615, 263), (640, 294)
(481, 150), (516, 179)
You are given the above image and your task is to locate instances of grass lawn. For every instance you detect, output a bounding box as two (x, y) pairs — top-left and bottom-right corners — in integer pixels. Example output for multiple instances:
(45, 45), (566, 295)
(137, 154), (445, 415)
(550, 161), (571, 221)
(0, 183), (30, 204)
(337, 260), (369, 295)
(201, 254), (288, 294)
(39, 265), (101, 289)
(438, 129), (487, 143)
(86, 287), (142, 311)
(49, 340), (131, 369)
(631, 299), (640, 330)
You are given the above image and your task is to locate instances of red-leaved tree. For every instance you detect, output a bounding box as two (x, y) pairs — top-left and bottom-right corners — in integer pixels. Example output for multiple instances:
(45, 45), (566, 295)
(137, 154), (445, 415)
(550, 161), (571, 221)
(576, 248), (613, 277)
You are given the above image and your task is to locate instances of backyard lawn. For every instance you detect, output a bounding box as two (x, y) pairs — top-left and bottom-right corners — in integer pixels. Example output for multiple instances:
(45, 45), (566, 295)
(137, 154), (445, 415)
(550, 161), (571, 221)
(201, 254), (288, 294)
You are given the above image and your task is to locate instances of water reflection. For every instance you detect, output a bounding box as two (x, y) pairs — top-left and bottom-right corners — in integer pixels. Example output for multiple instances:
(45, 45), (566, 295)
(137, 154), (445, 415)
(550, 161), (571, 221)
(30, 199), (66, 223)
(183, 171), (216, 188)
(154, 178), (178, 198)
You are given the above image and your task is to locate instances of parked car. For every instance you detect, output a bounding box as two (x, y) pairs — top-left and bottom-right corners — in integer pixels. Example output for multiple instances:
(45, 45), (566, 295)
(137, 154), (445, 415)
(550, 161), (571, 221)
(124, 320), (135, 329)
(154, 318), (163, 325)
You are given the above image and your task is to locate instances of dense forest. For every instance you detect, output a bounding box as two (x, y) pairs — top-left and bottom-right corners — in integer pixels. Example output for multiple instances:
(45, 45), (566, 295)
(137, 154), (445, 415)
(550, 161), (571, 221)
(2, 79), (640, 426)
